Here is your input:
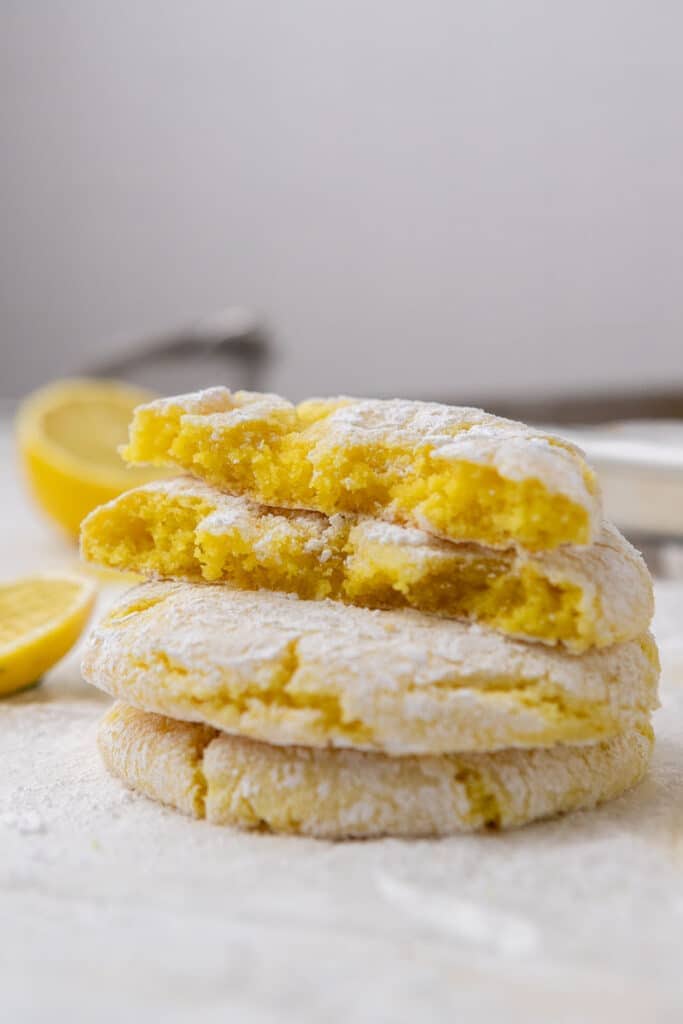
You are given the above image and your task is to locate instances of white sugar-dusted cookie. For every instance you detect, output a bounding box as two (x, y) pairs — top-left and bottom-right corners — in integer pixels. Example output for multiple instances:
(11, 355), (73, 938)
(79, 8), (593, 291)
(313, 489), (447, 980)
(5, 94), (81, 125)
(82, 581), (659, 755)
(121, 388), (601, 550)
(98, 702), (654, 838)
(81, 478), (653, 651)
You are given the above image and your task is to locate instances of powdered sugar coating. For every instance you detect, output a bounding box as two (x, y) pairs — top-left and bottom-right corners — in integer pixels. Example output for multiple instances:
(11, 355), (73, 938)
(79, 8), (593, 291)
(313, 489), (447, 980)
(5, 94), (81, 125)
(310, 398), (594, 503)
(98, 702), (654, 838)
(82, 581), (659, 755)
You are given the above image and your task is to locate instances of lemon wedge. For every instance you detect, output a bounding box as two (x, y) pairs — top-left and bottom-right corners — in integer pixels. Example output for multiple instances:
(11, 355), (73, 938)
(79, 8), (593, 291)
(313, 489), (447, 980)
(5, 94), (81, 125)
(16, 379), (164, 537)
(0, 573), (96, 696)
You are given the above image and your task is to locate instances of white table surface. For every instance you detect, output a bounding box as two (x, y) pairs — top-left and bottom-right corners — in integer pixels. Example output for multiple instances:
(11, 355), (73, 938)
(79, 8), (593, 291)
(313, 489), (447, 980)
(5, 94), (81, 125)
(2, 424), (683, 1024)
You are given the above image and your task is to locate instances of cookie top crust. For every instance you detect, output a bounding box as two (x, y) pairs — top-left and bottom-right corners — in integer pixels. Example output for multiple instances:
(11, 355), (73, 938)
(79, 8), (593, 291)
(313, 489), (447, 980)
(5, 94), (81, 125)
(121, 388), (602, 550)
(98, 702), (654, 838)
(82, 581), (659, 755)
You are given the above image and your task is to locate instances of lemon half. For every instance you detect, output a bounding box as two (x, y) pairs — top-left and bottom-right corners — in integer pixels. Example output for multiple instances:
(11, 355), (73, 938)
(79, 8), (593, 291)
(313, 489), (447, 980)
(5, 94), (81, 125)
(0, 573), (96, 696)
(16, 379), (164, 536)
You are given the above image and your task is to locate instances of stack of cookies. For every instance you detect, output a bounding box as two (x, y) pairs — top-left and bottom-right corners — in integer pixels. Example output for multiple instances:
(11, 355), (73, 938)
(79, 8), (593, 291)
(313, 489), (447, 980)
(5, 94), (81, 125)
(81, 388), (659, 838)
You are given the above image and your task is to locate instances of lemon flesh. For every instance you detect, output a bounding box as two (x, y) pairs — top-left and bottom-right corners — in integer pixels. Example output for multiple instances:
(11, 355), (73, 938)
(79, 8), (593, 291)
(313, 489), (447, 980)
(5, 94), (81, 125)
(16, 379), (165, 537)
(0, 574), (96, 696)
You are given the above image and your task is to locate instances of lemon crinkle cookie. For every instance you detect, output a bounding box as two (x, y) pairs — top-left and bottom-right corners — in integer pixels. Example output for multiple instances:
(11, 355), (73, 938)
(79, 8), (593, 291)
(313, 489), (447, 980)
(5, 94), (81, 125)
(121, 388), (601, 551)
(82, 581), (659, 756)
(98, 702), (654, 839)
(81, 478), (652, 652)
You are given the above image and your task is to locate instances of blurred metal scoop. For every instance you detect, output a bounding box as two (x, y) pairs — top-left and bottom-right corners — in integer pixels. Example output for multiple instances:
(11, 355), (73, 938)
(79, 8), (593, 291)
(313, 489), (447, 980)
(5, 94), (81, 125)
(86, 307), (271, 393)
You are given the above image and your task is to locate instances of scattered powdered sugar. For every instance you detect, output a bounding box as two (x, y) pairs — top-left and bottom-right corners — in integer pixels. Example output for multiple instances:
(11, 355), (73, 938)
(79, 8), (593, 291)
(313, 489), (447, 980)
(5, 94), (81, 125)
(276, 762), (306, 790)
(200, 507), (254, 535)
(357, 519), (434, 547)
(0, 810), (47, 835)
(375, 872), (540, 957)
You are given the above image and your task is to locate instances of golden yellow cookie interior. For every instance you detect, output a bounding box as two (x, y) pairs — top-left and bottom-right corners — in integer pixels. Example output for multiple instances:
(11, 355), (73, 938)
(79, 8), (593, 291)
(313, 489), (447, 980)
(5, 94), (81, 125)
(122, 389), (599, 550)
(81, 481), (652, 651)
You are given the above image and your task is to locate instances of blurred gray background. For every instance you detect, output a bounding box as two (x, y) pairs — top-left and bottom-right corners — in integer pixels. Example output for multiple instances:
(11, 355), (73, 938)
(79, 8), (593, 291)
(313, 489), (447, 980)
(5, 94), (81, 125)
(2, 1), (682, 402)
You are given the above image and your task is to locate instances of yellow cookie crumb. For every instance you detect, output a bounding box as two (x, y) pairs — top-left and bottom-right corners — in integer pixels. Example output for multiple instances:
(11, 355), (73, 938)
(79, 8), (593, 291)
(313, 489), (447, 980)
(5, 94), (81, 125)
(121, 388), (601, 551)
(81, 479), (652, 651)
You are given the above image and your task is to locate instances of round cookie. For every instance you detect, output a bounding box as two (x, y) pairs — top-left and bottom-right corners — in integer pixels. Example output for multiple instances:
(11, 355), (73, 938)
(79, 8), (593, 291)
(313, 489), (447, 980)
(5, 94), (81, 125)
(82, 581), (660, 755)
(98, 702), (654, 839)
(122, 387), (601, 551)
(81, 478), (653, 652)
